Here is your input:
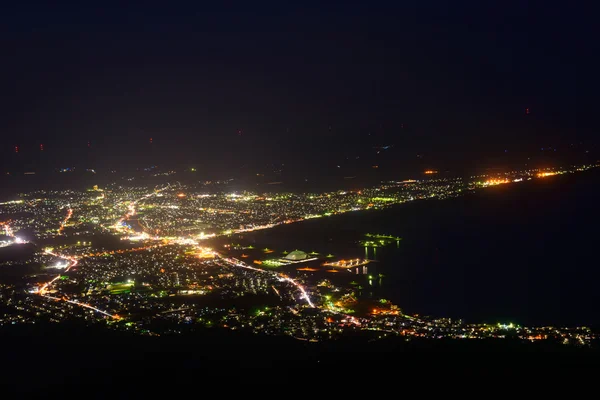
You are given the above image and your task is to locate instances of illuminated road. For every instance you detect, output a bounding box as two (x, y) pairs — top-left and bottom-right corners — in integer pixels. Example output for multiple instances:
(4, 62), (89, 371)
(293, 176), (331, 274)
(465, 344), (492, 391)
(38, 249), (120, 320)
(2, 165), (594, 340)
(28, 183), (353, 321)
(0, 221), (26, 243)
(43, 294), (119, 319)
(113, 186), (169, 233)
(218, 256), (315, 308)
(38, 249), (79, 295)
(113, 201), (137, 232)
(57, 207), (73, 235)
(84, 243), (165, 258)
(217, 254), (363, 326)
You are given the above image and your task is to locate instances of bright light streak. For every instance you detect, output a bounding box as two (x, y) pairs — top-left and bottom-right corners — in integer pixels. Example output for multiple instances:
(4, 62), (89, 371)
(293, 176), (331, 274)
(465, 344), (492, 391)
(220, 256), (315, 308)
(126, 232), (150, 241)
(196, 232), (216, 240)
(37, 248), (118, 318)
(482, 178), (510, 186)
(58, 208), (73, 235)
(38, 248), (78, 295)
(1, 222), (28, 244)
(43, 295), (119, 319)
(112, 187), (169, 233)
(173, 237), (199, 246)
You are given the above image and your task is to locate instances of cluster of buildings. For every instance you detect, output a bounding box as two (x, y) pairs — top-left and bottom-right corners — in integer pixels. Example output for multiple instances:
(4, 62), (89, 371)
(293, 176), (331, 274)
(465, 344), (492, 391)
(0, 163), (598, 346)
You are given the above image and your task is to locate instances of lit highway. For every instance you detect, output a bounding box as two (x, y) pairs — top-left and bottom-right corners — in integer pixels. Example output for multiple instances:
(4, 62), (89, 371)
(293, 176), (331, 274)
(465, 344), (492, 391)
(107, 185), (319, 310)
(43, 294), (120, 319)
(57, 207), (73, 235)
(38, 248), (79, 295)
(0, 162), (597, 344)
(38, 249), (120, 320)
(218, 256), (315, 308)
(112, 185), (169, 233)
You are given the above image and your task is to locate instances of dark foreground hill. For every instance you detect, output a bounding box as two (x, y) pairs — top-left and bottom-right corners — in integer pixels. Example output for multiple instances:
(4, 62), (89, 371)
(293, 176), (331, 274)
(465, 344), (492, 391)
(1, 323), (599, 394)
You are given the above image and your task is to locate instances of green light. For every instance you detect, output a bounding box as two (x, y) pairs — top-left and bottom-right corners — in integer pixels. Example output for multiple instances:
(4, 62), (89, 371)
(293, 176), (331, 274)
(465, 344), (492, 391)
(371, 197), (395, 202)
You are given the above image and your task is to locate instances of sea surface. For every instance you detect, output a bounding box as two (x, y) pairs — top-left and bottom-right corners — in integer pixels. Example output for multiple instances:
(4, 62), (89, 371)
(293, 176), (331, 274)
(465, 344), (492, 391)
(239, 168), (600, 327)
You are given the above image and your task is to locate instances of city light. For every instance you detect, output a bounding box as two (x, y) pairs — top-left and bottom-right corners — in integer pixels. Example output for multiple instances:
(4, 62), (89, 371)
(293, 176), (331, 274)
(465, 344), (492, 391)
(0, 162), (596, 344)
(482, 178), (510, 186)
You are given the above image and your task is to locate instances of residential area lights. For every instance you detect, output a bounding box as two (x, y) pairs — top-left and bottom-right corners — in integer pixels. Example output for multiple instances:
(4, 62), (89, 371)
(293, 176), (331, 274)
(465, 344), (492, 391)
(0, 163), (596, 343)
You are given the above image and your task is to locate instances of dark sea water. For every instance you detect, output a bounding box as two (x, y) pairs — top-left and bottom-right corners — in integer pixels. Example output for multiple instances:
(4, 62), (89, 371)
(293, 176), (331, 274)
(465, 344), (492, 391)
(241, 169), (600, 327)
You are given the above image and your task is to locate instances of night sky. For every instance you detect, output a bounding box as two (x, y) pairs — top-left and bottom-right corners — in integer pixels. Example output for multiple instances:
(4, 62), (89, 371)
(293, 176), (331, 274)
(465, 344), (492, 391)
(0, 2), (587, 178)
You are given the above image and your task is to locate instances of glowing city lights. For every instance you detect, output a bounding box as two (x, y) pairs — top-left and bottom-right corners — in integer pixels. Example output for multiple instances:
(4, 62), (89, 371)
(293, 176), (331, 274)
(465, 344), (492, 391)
(0, 162), (597, 343)
(482, 178), (510, 186)
(537, 172), (558, 178)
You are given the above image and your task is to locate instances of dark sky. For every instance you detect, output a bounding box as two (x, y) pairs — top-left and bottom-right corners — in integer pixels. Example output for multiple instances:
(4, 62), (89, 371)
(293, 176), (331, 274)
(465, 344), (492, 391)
(0, 1), (587, 178)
